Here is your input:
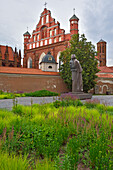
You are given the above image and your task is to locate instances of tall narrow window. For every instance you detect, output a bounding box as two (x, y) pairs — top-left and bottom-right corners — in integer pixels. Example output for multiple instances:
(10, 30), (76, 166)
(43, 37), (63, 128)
(54, 28), (56, 35)
(45, 40), (47, 45)
(100, 45), (101, 53)
(37, 42), (39, 47)
(50, 30), (52, 37)
(59, 36), (61, 41)
(102, 44), (104, 53)
(49, 39), (52, 44)
(46, 15), (49, 23)
(41, 26), (47, 39)
(28, 57), (32, 68)
(54, 38), (56, 43)
(40, 41), (43, 46)
(37, 34), (39, 41)
(33, 35), (35, 42)
(42, 17), (44, 25)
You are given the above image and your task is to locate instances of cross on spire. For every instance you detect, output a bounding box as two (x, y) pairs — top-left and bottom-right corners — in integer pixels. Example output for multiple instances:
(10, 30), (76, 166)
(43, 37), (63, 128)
(73, 8), (75, 15)
(44, 2), (47, 8)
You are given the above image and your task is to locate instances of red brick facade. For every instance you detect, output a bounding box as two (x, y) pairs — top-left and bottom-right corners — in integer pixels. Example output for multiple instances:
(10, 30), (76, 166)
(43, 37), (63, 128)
(97, 39), (106, 66)
(0, 45), (21, 67)
(23, 8), (79, 70)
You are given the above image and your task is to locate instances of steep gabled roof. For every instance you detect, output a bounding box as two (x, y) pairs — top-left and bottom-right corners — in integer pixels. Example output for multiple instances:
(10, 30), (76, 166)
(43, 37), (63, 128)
(98, 39), (106, 43)
(69, 14), (79, 21)
(23, 31), (31, 36)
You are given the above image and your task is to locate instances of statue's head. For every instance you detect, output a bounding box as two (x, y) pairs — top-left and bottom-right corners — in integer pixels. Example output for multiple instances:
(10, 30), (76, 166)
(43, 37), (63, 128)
(71, 54), (76, 59)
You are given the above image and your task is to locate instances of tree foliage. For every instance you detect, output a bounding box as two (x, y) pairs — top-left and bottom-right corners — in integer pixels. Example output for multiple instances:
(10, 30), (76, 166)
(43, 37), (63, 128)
(59, 34), (99, 92)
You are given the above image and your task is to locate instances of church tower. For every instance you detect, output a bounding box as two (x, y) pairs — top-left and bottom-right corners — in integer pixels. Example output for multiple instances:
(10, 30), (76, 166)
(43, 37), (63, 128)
(97, 39), (106, 66)
(70, 9), (79, 35)
(0, 46), (2, 66)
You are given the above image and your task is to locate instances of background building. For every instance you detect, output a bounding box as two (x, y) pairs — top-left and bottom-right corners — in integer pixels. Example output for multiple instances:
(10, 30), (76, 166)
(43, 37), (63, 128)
(97, 39), (106, 66)
(0, 45), (21, 67)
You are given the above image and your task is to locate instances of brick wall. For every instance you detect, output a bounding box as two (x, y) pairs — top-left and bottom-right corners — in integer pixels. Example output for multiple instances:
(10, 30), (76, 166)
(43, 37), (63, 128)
(0, 73), (69, 93)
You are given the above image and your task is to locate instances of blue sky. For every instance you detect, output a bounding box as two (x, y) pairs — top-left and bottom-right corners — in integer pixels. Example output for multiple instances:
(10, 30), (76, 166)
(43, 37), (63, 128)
(0, 0), (113, 66)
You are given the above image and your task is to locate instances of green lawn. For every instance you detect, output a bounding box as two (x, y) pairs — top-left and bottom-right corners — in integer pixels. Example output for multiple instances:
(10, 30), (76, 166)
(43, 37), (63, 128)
(0, 99), (113, 169)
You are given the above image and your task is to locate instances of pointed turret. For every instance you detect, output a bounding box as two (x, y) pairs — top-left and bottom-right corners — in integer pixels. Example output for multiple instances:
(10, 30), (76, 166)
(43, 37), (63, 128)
(23, 31), (31, 43)
(70, 9), (79, 35)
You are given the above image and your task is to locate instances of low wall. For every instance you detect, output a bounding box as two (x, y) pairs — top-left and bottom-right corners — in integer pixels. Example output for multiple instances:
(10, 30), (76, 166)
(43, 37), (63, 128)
(0, 73), (69, 93)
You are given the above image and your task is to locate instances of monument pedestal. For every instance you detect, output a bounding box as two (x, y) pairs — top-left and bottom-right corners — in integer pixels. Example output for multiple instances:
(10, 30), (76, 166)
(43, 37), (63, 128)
(61, 92), (92, 100)
(70, 92), (92, 100)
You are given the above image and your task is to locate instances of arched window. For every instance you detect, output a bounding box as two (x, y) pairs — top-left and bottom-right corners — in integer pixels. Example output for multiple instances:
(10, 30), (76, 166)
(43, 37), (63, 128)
(42, 17), (44, 25)
(41, 26), (47, 39)
(45, 40), (47, 45)
(40, 41), (43, 46)
(54, 38), (56, 43)
(29, 44), (32, 49)
(49, 30), (52, 37)
(59, 36), (61, 42)
(49, 39), (52, 44)
(48, 66), (52, 69)
(37, 34), (39, 41)
(28, 57), (32, 68)
(54, 28), (56, 35)
(37, 42), (39, 47)
(39, 52), (46, 69)
(46, 15), (49, 23)
(33, 35), (35, 42)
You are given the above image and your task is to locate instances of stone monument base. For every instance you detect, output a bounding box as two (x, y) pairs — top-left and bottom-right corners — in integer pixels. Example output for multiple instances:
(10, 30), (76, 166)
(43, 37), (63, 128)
(61, 92), (92, 100)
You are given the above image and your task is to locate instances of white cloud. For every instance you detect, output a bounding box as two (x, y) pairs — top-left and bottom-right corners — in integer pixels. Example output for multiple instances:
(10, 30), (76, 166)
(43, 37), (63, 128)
(0, 0), (113, 66)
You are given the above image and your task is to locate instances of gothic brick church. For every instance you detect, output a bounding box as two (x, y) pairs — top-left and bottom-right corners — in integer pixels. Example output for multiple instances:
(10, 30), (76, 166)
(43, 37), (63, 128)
(0, 45), (21, 67)
(23, 7), (79, 71)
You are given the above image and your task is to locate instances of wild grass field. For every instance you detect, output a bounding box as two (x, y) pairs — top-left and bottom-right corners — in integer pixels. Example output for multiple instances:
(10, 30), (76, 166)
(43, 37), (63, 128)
(0, 97), (113, 169)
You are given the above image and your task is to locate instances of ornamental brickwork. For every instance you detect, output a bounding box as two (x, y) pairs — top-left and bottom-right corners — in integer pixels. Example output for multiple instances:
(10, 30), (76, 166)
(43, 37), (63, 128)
(23, 8), (79, 71)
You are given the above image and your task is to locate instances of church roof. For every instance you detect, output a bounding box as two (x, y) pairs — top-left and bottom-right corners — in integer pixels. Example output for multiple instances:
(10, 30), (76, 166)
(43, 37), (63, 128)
(98, 66), (113, 73)
(41, 52), (57, 64)
(23, 31), (31, 36)
(0, 67), (59, 76)
(69, 14), (79, 21)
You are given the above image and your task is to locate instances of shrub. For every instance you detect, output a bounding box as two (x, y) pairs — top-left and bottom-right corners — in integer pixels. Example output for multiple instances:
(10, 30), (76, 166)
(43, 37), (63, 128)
(25, 90), (58, 97)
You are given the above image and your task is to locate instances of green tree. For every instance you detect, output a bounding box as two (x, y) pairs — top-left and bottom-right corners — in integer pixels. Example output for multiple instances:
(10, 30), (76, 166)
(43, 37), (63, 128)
(59, 34), (99, 92)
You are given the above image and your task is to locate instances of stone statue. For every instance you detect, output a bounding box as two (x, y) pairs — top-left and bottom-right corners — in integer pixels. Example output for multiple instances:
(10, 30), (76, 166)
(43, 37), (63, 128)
(70, 54), (83, 92)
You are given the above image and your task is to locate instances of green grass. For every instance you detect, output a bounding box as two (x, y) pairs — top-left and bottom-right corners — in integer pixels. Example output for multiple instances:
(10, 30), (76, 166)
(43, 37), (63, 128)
(0, 99), (113, 169)
(0, 90), (58, 99)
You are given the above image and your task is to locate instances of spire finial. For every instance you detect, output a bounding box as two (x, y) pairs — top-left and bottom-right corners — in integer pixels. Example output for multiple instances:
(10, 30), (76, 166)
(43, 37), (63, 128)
(73, 8), (75, 15)
(44, 2), (47, 8)
(27, 27), (28, 31)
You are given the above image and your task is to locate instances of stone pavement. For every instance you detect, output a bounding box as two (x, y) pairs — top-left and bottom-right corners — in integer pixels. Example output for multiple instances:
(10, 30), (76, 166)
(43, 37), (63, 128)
(0, 95), (113, 110)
